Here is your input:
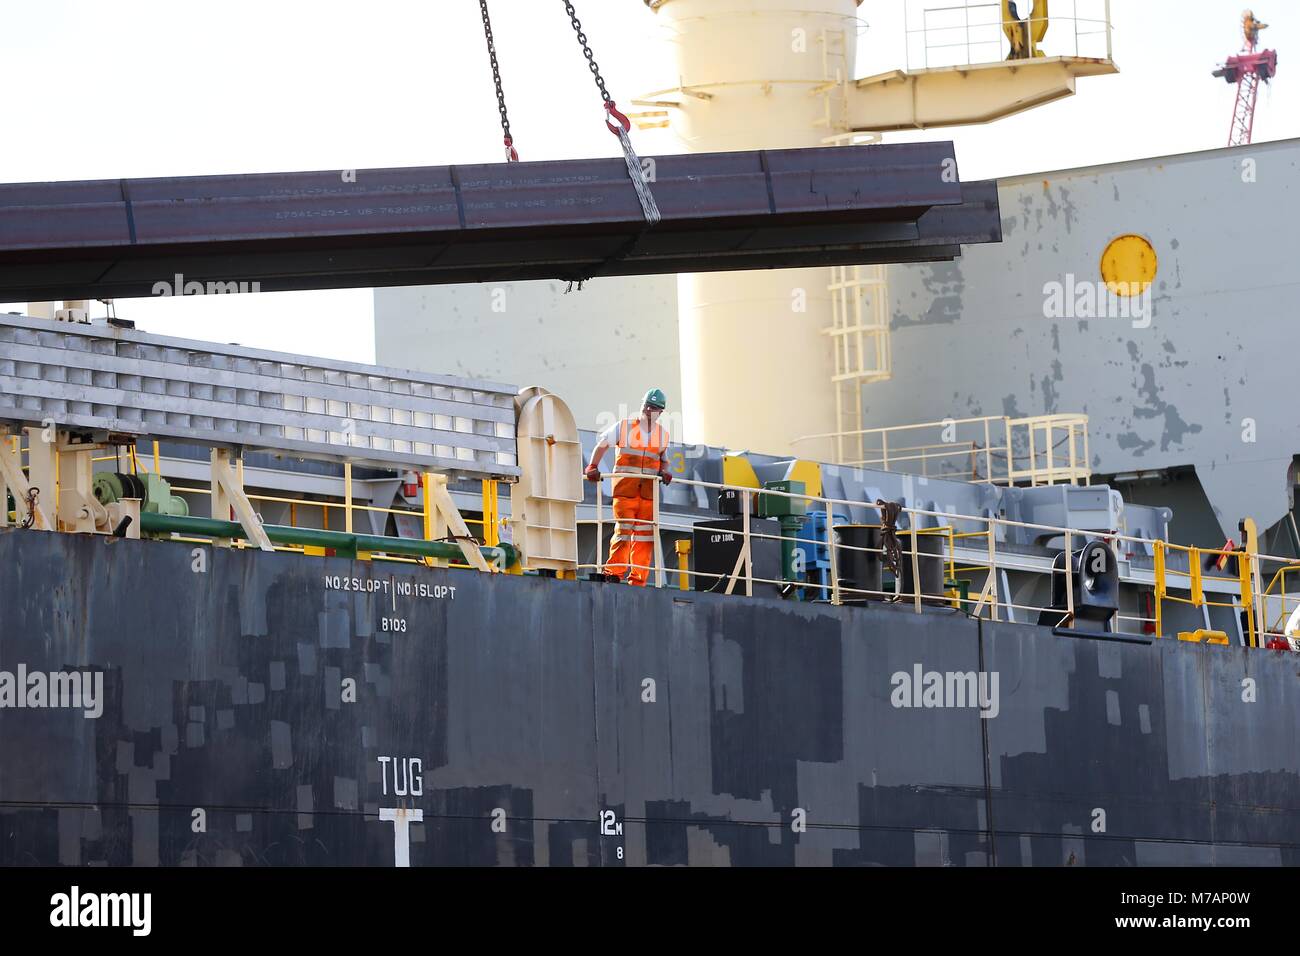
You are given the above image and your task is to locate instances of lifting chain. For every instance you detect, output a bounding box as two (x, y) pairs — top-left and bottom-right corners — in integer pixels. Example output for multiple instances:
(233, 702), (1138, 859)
(479, 0), (518, 161)
(560, 0), (661, 225)
(21, 487), (39, 529)
(562, 0), (612, 105)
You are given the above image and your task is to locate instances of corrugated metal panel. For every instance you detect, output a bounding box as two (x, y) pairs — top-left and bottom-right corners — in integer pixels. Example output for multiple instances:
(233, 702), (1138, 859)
(0, 315), (519, 478)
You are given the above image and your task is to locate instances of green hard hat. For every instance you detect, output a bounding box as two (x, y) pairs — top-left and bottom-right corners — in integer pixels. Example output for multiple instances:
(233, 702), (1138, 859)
(642, 387), (667, 410)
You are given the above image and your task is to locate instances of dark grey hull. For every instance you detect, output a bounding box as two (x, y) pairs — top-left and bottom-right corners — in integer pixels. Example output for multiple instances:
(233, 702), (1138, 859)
(0, 529), (1296, 866)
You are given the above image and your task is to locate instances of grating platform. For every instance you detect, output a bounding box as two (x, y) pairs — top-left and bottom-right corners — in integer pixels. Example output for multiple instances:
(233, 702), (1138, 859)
(0, 314), (519, 479)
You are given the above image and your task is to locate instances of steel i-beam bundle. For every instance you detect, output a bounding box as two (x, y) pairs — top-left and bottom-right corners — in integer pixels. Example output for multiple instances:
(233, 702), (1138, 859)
(0, 143), (1000, 301)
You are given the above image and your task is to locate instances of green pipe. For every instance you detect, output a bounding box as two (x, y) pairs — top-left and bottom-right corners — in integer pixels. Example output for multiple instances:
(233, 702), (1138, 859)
(139, 511), (518, 568)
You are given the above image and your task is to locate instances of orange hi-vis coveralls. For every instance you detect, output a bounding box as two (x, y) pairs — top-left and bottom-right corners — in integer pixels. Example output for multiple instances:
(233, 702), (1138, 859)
(605, 416), (668, 586)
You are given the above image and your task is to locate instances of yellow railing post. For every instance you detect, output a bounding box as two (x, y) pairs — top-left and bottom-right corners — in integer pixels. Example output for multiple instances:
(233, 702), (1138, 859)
(421, 472), (434, 568)
(675, 539), (691, 591)
(344, 461), (353, 534)
(481, 479), (499, 547)
(1190, 547), (1203, 607)
(1239, 550), (1257, 648)
(1153, 540), (1165, 638)
(421, 473), (433, 540)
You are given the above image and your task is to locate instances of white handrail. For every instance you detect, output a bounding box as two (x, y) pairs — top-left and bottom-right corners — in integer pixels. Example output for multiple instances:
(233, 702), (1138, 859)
(580, 470), (1300, 645)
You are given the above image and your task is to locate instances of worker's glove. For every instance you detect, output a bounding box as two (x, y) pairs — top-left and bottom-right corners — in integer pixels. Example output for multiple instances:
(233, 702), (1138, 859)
(584, 464), (602, 483)
(659, 467), (673, 486)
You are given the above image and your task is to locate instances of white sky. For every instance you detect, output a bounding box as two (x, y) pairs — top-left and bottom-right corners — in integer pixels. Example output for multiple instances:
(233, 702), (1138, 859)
(2, 0), (1294, 362)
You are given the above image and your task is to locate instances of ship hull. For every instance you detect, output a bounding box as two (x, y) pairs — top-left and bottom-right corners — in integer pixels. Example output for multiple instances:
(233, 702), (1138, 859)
(1, 529), (1297, 866)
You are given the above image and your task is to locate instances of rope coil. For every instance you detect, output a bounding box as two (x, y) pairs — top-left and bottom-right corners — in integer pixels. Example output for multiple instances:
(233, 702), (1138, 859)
(876, 499), (905, 601)
(21, 487), (39, 529)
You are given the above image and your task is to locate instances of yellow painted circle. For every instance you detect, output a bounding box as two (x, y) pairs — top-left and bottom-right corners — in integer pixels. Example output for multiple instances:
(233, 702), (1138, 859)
(1100, 234), (1157, 297)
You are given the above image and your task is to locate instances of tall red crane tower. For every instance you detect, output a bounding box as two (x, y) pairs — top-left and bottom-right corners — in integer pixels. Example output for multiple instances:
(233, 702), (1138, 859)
(1213, 10), (1279, 147)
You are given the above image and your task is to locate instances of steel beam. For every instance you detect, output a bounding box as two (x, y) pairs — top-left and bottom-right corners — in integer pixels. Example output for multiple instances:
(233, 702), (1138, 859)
(0, 144), (1000, 300)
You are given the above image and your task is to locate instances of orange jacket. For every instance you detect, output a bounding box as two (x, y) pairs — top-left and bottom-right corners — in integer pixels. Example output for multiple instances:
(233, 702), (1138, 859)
(612, 417), (668, 500)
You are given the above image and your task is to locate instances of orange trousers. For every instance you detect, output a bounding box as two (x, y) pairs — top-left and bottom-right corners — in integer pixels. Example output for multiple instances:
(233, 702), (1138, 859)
(606, 495), (656, 586)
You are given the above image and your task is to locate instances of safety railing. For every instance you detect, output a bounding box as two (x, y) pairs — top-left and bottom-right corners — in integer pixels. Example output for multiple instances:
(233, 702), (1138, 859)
(791, 414), (1090, 486)
(164, 471), (499, 566)
(63, 440), (500, 568)
(17, 437), (512, 566)
(1260, 561), (1300, 647)
(904, 0), (1113, 71)
(582, 471), (1300, 649)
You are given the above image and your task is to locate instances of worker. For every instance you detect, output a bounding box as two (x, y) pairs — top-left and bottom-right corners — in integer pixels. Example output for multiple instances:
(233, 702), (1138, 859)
(1244, 10), (1267, 49)
(584, 388), (673, 586)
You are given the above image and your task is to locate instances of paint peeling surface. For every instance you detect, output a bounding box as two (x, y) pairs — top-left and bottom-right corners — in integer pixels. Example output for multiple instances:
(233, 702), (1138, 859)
(2, 532), (1298, 866)
(877, 140), (1300, 537)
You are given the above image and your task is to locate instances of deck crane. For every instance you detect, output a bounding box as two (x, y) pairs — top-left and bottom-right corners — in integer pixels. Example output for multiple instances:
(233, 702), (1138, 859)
(1213, 9), (1278, 147)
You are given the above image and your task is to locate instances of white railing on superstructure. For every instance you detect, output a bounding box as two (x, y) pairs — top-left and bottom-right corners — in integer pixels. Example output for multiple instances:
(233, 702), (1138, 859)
(791, 413), (1090, 486)
(904, 0), (1114, 72)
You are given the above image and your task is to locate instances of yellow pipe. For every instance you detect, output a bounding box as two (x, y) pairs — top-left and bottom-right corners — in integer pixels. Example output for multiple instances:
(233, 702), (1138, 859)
(152, 441), (161, 475)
